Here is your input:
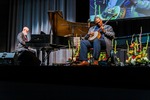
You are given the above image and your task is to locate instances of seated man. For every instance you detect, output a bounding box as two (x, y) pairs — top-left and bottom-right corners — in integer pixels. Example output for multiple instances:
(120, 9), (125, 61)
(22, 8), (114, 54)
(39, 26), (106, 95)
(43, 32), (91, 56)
(15, 26), (36, 56)
(78, 16), (115, 66)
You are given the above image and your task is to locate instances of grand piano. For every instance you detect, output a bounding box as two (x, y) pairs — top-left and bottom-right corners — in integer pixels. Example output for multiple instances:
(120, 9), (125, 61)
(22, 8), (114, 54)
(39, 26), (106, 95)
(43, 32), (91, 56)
(26, 32), (66, 66)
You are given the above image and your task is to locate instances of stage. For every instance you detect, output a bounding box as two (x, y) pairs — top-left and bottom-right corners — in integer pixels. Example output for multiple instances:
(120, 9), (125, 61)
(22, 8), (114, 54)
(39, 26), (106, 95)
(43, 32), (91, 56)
(0, 65), (150, 90)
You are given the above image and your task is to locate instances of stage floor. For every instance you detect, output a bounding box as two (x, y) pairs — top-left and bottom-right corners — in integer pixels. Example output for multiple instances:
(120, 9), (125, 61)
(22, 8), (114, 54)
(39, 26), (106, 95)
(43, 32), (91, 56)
(0, 65), (150, 90)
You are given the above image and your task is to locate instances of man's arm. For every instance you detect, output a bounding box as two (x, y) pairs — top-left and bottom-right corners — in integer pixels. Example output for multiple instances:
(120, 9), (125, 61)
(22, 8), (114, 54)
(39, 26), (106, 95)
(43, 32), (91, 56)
(17, 32), (28, 49)
(104, 25), (115, 39)
(17, 33), (26, 45)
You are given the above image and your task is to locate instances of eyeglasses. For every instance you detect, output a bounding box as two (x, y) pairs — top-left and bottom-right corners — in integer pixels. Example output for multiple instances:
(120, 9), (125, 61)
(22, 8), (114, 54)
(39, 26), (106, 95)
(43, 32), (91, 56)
(96, 21), (101, 25)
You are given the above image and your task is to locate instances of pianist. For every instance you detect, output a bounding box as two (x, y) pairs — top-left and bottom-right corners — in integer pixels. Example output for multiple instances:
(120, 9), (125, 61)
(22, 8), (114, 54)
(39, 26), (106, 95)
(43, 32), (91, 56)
(15, 26), (36, 55)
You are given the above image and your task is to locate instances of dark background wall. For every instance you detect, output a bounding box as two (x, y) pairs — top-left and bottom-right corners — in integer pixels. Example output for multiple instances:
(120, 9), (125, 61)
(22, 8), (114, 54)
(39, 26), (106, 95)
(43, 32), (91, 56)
(0, 0), (10, 52)
(76, 0), (89, 22)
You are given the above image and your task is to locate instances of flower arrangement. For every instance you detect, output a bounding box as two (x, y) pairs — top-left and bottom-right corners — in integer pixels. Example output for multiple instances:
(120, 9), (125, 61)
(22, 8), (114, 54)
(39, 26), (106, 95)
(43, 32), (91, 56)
(125, 28), (150, 66)
(67, 37), (80, 63)
(98, 52), (108, 61)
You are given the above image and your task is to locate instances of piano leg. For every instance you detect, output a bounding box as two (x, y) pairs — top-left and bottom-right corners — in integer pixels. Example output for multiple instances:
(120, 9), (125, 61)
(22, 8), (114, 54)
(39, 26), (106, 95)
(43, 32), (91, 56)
(41, 48), (46, 66)
(41, 47), (54, 66)
(46, 50), (51, 66)
(36, 49), (40, 59)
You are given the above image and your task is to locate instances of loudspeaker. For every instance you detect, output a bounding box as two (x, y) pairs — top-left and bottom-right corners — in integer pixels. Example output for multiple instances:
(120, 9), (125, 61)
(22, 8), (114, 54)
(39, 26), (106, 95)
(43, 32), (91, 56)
(17, 50), (41, 66)
(0, 52), (18, 65)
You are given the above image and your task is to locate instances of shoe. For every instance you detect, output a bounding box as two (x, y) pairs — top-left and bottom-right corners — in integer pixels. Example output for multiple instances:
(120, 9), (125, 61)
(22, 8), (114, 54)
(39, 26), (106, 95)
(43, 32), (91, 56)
(77, 61), (89, 66)
(92, 60), (98, 65)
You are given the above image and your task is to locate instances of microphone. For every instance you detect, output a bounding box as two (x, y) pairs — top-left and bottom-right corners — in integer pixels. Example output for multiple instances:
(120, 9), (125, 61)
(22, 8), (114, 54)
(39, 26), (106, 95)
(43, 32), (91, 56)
(87, 19), (91, 28)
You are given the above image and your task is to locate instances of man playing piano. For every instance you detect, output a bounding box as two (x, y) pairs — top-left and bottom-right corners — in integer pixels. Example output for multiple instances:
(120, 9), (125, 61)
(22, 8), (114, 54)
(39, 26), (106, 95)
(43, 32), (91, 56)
(77, 16), (115, 66)
(15, 26), (36, 55)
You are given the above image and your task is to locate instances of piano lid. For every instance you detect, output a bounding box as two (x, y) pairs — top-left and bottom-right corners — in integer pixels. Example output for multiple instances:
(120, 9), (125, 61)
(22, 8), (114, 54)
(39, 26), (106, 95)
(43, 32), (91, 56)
(48, 11), (94, 37)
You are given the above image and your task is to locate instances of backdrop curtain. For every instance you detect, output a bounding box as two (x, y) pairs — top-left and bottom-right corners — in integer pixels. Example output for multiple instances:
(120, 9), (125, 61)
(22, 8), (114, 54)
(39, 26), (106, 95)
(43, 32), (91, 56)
(8, 0), (76, 52)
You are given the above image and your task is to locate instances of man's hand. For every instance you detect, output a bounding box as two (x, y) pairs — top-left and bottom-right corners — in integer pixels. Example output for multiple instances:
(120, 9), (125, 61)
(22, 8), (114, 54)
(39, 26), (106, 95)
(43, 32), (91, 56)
(100, 26), (106, 33)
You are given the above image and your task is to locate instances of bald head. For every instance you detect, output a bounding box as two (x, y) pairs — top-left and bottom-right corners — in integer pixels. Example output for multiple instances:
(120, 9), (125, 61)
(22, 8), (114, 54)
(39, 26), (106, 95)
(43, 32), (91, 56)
(23, 27), (29, 32)
(22, 26), (29, 35)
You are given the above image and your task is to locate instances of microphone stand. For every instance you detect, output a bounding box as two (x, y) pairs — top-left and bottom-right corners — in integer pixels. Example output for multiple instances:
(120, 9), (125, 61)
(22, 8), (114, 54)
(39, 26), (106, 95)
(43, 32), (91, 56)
(70, 25), (75, 65)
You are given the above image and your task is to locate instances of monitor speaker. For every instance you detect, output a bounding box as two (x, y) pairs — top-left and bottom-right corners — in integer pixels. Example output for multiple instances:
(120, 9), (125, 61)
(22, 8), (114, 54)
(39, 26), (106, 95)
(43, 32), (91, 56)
(17, 50), (41, 66)
(0, 52), (18, 65)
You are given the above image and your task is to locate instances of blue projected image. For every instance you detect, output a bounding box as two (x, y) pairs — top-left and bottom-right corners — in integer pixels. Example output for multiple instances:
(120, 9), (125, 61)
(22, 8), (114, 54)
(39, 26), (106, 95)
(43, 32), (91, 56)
(90, 0), (150, 21)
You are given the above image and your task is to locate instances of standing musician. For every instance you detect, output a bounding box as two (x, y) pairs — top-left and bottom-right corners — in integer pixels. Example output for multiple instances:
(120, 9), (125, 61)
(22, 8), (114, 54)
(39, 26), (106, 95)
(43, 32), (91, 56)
(77, 16), (115, 66)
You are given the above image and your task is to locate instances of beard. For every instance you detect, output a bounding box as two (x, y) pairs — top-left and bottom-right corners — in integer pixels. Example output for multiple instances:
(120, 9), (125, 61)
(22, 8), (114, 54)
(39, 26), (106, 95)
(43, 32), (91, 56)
(23, 32), (28, 36)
